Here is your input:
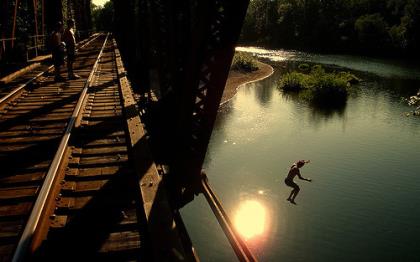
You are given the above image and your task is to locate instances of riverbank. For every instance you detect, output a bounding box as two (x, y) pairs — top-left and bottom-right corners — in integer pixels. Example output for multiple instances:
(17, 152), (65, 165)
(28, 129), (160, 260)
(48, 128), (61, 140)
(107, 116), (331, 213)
(221, 61), (274, 105)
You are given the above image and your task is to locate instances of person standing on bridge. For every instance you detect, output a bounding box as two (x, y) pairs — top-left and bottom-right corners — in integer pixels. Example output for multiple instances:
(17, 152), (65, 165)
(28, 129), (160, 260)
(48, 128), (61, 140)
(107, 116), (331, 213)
(285, 160), (312, 204)
(63, 19), (80, 80)
(51, 22), (65, 82)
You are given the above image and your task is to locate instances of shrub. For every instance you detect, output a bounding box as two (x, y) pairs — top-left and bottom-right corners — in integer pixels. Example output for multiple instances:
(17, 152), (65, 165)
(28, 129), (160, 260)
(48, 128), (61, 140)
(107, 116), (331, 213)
(278, 65), (360, 104)
(406, 90), (420, 116)
(231, 52), (259, 72)
(298, 63), (310, 72)
(278, 71), (307, 91)
(310, 74), (348, 103)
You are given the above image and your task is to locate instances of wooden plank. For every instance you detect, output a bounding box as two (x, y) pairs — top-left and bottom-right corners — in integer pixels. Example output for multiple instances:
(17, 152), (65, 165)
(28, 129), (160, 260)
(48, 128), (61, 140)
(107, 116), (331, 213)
(0, 202), (33, 217)
(0, 186), (38, 200)
(77, 166), (132, 177)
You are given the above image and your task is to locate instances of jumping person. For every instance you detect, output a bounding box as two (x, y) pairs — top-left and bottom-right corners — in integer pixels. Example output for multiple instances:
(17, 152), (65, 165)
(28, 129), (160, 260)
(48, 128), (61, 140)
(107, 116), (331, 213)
(50, 22), (65, 82)
(285, 160), (312, 204)
(63, 19), (80, 80)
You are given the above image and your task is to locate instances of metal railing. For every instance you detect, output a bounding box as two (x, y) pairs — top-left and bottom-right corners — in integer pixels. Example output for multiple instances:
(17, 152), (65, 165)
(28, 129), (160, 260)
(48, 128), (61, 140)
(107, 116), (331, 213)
(1, 31), (93, 62)
(26, 34), (47, 61)
(201, 173), (258, 262)
(11, 33), (109, 262)
(0, 35), (46, 62)
(0, 33), (101, 107)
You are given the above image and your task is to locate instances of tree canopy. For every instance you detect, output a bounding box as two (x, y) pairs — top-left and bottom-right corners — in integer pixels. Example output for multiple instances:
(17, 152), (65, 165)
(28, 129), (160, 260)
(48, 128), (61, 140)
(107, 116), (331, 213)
(91, 1), (114, 32)
(240, 0), (420, 58)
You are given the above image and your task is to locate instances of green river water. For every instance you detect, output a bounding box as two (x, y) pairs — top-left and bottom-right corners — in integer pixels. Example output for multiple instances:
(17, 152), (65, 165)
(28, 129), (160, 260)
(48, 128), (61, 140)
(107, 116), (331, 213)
(181, 48), (420, 262)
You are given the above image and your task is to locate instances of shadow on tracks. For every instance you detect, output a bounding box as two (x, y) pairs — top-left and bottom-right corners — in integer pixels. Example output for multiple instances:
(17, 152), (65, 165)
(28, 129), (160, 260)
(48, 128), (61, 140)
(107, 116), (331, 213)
(33, 126), (154, 261)
(0, 79), (116, 180)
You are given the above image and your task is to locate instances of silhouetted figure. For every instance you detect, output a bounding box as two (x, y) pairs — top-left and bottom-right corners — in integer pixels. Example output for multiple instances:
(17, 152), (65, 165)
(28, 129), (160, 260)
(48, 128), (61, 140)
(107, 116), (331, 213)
(51, 22), (65, 82)
(63, 19), (80, 80)
(285, 160), (312, 204)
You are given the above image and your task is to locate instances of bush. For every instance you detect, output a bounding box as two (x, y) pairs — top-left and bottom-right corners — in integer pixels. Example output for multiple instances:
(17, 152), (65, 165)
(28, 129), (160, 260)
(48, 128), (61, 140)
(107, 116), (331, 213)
(407, 90), (420, 116)
(278, 71), (307, 91)
(298, 63), (310, 72)
(231, 52), (259, 72)
(278, 65), (360, 104)
(310, 74), (348, 103)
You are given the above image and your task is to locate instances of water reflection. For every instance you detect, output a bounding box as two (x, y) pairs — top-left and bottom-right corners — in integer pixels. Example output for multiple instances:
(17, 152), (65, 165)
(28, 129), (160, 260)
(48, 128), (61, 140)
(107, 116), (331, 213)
(234, 200), (267, 240)
(281, 89), (348, 122)
(253, 78), (275, 106)
(183, 47), (420, 262)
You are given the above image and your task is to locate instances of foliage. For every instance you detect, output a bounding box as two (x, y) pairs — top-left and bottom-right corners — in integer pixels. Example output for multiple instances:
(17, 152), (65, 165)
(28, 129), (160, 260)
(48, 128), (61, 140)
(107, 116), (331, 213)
(91, 1), (114, 32)
(298, 63), (310, 72)
(231, 52), (259, 72)
(406, 90), (420, 116)
(355, 14), (389, 49)
(278, 65), (360, 103)
(278, 71), (307, 91)
(240, 0), (420, 57)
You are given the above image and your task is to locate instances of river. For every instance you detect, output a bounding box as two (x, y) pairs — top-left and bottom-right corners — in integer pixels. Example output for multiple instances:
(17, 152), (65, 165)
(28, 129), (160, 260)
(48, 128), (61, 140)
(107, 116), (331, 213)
(180, 47), (420, 262)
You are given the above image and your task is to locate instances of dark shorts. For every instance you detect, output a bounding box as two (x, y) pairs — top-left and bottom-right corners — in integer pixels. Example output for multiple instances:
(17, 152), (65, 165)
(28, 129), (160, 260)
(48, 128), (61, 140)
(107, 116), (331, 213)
(52, 48), (64, 67)
(66, 45), (76, 62)
(67, 51), (76, 62)
(285, 178), (299, 190)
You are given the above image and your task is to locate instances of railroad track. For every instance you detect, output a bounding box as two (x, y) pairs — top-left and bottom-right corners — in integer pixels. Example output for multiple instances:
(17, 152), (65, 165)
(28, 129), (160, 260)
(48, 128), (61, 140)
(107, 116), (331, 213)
(1, 33), (196, 262)
(0, 34), (111, 261)
(29, 38), (150, 261)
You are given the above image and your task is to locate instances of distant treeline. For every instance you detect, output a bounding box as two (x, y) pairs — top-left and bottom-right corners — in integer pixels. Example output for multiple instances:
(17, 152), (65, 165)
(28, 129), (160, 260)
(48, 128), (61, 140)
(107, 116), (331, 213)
(91, 1), (114, 32)
(240, 0), (420, 58)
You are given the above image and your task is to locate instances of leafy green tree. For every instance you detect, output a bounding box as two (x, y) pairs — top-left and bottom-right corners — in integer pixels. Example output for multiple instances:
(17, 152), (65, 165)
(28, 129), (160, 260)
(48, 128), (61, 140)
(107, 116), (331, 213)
(239, 0), (420, 57)
(91, 1), (114, 32)
(354, 13), (389, 50)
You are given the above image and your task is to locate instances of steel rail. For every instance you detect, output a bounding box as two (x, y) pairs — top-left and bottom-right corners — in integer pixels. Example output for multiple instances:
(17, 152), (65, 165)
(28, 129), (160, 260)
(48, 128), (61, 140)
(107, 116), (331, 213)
(201, 173), (258, 262)
(0, 33), (101, 106)
(11, 33), (109, 262)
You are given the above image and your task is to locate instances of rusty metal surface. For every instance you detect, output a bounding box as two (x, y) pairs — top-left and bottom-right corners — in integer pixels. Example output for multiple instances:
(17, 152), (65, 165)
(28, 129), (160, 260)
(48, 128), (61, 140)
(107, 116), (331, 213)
(113, 1), (255, 260)
(0, 35), (106, 261)
(114, 0), (250, 207)
(115, 44), (197, 261)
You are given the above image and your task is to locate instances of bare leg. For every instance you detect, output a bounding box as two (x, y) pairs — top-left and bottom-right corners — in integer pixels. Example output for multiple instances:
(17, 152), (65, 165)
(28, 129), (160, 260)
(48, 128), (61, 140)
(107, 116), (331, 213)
(287, 190), (294, 201)
(291, 187), (300, 203)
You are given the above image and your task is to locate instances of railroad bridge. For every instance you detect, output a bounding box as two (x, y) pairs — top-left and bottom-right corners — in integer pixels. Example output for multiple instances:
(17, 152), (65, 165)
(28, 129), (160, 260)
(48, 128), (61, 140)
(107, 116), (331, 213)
(0, 1), (254, 261)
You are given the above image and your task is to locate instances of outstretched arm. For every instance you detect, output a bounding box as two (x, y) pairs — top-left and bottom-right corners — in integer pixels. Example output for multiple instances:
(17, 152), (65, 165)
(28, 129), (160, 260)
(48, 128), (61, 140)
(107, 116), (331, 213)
(297, 171), (312, 182)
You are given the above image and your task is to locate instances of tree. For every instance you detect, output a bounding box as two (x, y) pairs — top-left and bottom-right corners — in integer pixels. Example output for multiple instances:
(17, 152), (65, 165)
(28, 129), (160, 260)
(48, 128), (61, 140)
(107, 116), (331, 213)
(91, 1), (114, 32)
(354, 13), (389, 50)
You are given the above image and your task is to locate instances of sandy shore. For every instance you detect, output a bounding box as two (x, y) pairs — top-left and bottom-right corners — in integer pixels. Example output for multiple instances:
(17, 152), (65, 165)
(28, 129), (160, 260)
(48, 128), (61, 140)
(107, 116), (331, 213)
(221, 60), (274, 105)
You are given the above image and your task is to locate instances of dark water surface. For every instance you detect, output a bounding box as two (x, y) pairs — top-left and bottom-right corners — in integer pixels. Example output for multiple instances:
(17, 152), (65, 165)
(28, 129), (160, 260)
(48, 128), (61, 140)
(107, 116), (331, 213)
(180, 50), (420, 262)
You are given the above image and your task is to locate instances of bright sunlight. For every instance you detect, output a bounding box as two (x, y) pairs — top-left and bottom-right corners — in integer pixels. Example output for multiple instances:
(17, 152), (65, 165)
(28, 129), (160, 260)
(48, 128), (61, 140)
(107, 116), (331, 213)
(234, 200), (266, 240)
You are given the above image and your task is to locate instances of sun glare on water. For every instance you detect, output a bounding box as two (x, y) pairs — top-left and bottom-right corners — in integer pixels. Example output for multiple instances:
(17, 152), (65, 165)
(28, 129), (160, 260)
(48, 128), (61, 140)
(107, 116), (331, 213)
(234, 200), (266, 240)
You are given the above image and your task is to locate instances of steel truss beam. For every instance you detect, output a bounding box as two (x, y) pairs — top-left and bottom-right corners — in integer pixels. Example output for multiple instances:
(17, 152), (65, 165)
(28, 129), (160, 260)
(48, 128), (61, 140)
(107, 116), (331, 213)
(114, 0), (250, 207)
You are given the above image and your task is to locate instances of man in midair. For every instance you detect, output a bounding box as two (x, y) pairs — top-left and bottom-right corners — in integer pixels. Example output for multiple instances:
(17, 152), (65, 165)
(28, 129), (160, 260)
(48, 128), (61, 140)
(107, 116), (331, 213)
(285, 160), (312, 204)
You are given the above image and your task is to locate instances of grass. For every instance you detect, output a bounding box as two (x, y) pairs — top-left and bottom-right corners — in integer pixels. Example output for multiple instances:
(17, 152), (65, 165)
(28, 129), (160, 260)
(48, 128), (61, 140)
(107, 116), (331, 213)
(278, 65), (361, 104)
(231, 52), (259, 72)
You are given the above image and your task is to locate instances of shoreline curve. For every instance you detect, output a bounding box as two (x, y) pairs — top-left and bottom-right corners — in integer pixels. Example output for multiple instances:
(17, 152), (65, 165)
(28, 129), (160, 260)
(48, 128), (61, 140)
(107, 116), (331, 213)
(220, 60), (274, 106)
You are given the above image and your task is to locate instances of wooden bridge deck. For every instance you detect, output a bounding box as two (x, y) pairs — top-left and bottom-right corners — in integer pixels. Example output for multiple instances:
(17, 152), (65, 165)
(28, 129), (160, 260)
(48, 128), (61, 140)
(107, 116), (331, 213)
(0, 34), (192, 262)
